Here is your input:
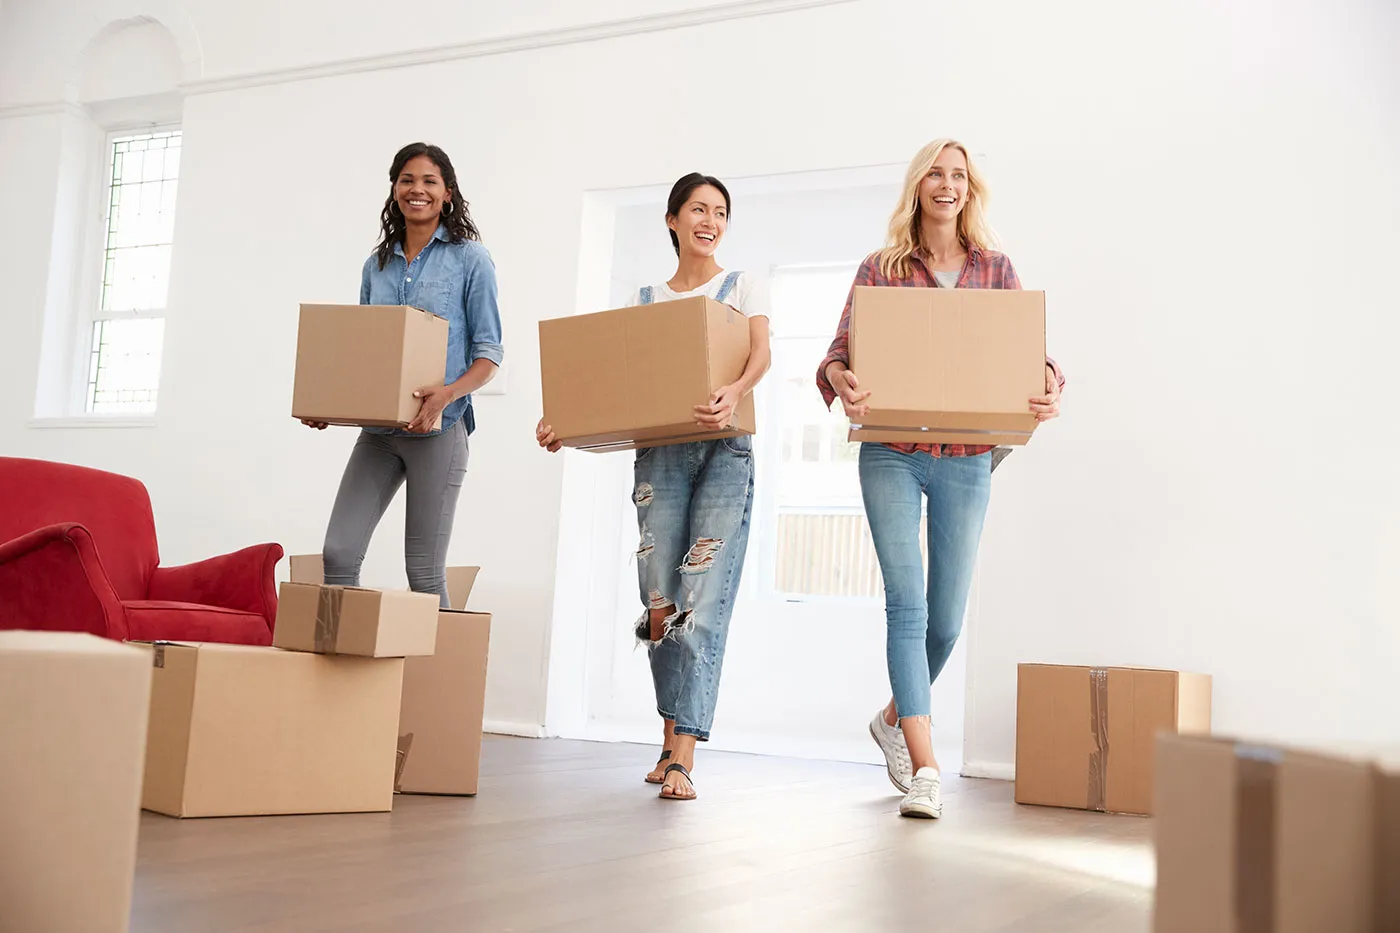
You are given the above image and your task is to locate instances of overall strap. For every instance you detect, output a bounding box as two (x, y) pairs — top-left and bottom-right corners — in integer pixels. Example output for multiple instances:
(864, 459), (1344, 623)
(714, 270), (742, 304)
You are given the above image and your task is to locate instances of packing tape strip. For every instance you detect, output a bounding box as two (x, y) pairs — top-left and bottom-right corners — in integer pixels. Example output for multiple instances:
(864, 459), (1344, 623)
(314, 587), (344, 654)
(1234, 743), (1282, 933)
(394, 733), (415, 792)
(1087, 667), (1109, 812)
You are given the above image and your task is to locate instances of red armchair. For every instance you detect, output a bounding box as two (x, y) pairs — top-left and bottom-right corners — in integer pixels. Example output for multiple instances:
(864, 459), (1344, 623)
(0, 457), (283, 645)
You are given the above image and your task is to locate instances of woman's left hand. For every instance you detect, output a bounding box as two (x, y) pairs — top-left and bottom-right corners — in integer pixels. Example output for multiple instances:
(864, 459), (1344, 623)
(1029, 365), (1062, 422)
(408, 384), (456, 434)
(695, 383), (742, 430)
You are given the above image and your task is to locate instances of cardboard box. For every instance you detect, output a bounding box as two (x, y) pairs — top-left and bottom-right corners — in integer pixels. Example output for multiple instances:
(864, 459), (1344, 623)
(286, 559), (477, 612)
(273, 582), (439, 657)
(1015, 663), (1212, 816)
(289, 553), (324, 584)
(847, 286), (1046, 446)
(539, 296), (754, 452)
(140, 641), (404, 817)
(396, 610), (493, 795)
(446, 565), (480, 611)
(292, 303), (448, 430)
(1154, 734), (1399, 933)
(0, 632), (152, 933)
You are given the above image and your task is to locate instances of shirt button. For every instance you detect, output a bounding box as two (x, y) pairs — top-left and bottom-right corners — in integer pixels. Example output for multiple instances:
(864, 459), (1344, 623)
(406, 277), (412, 283)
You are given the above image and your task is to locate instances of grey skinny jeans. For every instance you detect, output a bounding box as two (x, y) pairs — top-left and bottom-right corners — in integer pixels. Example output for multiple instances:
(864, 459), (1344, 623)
(322, 419), (468, 608)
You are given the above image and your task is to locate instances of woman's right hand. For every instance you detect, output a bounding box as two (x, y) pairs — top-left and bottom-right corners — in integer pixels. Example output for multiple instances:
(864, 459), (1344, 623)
(301, 419), (329, 430)
(830, 366), (872, 420)
(536, 418), (563, 453)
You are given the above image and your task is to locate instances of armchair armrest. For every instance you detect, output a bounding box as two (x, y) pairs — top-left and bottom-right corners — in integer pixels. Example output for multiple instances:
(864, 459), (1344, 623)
(147, 543), (284, 628)
(0, 523), (127, 638)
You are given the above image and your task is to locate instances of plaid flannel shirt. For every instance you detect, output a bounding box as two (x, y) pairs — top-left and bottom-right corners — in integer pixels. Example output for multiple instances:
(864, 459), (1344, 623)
(815, 248), (1065, 457)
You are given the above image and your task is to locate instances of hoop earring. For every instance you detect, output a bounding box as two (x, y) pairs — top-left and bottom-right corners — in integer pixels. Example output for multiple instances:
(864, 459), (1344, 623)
(443, 201), (455, 216)
(389, 201), (402, 216)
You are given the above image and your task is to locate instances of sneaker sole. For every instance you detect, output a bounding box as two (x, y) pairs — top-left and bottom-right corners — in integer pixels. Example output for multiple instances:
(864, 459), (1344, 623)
(868, 720), (912, 794)
(899, 802), (942, 819)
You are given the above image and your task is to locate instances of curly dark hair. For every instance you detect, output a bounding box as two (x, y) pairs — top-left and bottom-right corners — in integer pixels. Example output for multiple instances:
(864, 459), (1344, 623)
(375, 142), (480, 270)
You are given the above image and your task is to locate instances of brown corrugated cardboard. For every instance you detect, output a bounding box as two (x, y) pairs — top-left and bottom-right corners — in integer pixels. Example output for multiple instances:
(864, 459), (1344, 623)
(0, 632), (151, 933)
(140, 641), (404, 818)
(847, 286), (1046, 446)
(1154, 734), (1398, 933)
(273, 582), (438, 657)
(396, 610), (492, 795)
(1378, 757), (1400, 930)
(1015, 663), (1211, 816)
(289, 553), (324, 584)
(292, 303), (448, 430)
(539, 296), (754, 452)
(446, 566), (480, 611)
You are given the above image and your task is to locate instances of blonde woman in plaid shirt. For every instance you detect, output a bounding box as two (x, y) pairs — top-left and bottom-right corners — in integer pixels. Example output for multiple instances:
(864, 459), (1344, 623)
(816, 139), (1065, 819)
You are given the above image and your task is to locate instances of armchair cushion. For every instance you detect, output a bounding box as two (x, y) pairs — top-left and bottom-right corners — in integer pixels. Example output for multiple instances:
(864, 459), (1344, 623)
(124, 601), (273, 646)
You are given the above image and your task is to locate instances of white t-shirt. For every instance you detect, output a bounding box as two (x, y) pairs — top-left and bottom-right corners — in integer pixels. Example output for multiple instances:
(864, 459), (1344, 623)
(626, 269), (771, 323)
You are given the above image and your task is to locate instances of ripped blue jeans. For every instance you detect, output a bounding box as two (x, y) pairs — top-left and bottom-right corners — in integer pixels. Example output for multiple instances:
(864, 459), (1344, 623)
(633, 435), (754, 741)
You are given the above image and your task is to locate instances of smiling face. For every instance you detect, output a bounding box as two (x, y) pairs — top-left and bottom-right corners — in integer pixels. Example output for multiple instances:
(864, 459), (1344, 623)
(916, 146), (970, 224)
(393, 154), (451, 224)
(667, 184), (729, 258)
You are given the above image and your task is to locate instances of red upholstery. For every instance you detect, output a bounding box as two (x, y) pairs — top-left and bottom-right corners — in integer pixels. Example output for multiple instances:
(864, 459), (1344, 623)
(0, 457), (283, 645)
(124, 602), (273, 646)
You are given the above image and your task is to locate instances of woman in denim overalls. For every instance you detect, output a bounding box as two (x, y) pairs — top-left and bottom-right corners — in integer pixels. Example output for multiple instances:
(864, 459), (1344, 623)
(538, 173), (771, 800)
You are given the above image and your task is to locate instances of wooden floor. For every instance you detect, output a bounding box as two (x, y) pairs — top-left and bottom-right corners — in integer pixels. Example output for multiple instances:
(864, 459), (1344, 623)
(132, 737), (1155, 932)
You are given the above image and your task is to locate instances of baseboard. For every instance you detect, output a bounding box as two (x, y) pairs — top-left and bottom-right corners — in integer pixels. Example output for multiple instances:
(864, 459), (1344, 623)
(961, 760), (1015, 781)
(483, 720), (545, 738)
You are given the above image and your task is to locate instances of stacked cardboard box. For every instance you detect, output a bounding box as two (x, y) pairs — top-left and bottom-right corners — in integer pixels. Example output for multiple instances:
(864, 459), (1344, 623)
(275, 565), (493, 794)
(0, 632), (152, 933)
(139, 584), (439, 818)
(1015, 663), (1212, 816)
(1154, 734), (1399, 932)
(285, 557), (480, 615)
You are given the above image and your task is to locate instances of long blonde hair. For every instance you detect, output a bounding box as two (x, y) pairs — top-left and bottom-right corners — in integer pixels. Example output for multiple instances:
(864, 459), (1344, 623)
(877, 139), (997, 279)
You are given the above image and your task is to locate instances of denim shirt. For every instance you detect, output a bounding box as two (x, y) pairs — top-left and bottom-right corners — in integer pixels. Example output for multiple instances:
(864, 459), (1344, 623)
(359, 225), (505, 436)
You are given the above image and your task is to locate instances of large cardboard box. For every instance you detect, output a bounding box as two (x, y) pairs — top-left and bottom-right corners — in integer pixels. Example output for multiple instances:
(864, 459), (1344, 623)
(141, 641), (404, 817)
(0, 632), (152, 933)
(1015, 663), (1212, 816)
(284, 563), (478, 608)
(273, 582), (438, 657)
(539, 296), (754, 452)
(847, 286), (1046, 446)
(1154, 734), (1399, 933)
(292, 303), (448, 429)
(396, 610), (493, 795)
(288, 553), (324, 584)
(446, 565), (480, 611)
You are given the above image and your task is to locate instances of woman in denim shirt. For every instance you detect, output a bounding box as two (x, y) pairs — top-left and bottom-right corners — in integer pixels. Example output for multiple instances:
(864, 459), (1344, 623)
(303, 142), (504, 608)
(537, 174), (772, 800)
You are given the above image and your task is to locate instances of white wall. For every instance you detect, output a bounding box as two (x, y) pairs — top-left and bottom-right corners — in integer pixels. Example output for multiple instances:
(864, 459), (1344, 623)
(1, 0), (1396, 761)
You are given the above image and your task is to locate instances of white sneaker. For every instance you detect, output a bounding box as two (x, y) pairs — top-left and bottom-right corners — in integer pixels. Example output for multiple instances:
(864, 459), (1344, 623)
(899, 767), (942, 819)
(869, 711), (912, 793)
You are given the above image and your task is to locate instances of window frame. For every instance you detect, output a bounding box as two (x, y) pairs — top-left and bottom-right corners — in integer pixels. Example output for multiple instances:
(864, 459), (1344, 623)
(749, 259), (885, 605)
(71, 122), (182, 416)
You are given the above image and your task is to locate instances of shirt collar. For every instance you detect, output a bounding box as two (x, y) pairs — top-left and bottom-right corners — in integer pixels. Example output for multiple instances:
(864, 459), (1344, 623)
(392, 224), (451, 257)
(913, 244), (982, 271)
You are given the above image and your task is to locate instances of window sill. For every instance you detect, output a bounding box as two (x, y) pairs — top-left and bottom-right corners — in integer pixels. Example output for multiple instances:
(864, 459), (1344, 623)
(28, 416), (158, 429)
